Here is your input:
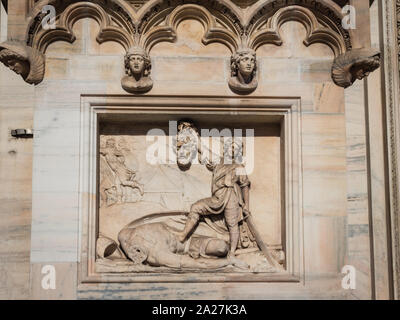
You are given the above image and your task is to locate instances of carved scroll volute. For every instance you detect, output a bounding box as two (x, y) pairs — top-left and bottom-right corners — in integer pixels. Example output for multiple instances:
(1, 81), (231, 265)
(0, 41), (45, 85)
(121, 46), (153, 94)
(331, 48), (381, 88)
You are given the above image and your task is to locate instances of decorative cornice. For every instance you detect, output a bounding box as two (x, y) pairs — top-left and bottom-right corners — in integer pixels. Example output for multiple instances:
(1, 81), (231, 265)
(0, 0), (379, 90)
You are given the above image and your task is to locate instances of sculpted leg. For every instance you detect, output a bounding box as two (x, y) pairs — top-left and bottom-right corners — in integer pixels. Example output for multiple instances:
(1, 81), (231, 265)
(228, 224), (240, 256)
(178, 212), (199, 242)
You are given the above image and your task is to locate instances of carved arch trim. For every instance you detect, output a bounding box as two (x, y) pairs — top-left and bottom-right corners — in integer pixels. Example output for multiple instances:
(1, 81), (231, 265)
(140, 4), (239, 53)
(249, 6), (347, 56)
(31, 2), (135, 53)
(245, 0), (352, 51)
(26, 0), (136, 52)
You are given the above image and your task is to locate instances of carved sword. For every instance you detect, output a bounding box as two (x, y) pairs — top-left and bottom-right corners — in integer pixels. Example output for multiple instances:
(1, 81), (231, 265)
(242, 212), (281, 269)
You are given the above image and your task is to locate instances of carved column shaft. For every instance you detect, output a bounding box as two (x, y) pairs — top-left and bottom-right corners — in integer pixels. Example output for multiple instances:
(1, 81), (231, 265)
(379, 0), (400, 300)
(365, 0), (400, 300)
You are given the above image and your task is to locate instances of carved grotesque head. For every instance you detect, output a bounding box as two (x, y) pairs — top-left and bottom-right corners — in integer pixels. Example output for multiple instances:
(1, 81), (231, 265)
(176, 120), (199, 168)
(0, 41), (45, 85)
(350, 55), (381, 81)
(231, 49), (257, 81)
(0, 49), (29, 78)
(124, 46), (151, 78)
(331, 49), (381, 88)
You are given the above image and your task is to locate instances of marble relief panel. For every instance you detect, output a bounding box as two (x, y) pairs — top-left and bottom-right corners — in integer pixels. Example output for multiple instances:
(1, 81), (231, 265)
(96, 120), (284, 274)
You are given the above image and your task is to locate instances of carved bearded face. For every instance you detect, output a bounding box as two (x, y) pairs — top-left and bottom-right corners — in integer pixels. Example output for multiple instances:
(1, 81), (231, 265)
(176, 127), (198, 167)
(129, 54), (145, 75)
(238, 53), (256, 77)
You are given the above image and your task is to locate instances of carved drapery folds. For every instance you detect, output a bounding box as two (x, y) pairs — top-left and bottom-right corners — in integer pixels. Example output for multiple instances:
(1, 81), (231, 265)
(0, 0), (382, 91)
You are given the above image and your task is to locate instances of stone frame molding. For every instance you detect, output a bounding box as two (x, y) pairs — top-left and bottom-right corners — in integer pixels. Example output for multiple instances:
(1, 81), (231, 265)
(381, 0), (400, 299)
(78, 95), (303, 284)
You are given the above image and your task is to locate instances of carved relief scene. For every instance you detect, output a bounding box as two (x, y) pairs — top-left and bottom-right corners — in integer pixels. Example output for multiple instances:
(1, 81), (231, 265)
(2, 0), (399, 301)
(96, 116), (284, 274)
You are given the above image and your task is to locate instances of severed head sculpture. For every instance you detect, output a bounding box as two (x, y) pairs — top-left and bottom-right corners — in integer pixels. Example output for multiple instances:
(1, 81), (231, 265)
(229, 48), (258, 95)
(331, 48), (381, 88)
(0, 41), (45, 85)
(121, 46), (153, 94)
(175, 120), (199, 171)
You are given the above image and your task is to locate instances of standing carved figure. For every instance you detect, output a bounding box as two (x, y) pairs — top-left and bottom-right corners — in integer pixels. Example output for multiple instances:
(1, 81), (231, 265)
(121, 46), (153, 94)
(100, 138), (144, 206)
(228, 48), (258, 94)
(175, 124), (252, 258)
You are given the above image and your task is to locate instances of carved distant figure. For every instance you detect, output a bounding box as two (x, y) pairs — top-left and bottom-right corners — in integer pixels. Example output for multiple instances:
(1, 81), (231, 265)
(100, 138), (144, 206)
(331, 48), (380, 88)
(118, 222), (248, 270)
(121, 46), (153, 94)
(228, 48), (258, 94)
(0, 41), (45, 85)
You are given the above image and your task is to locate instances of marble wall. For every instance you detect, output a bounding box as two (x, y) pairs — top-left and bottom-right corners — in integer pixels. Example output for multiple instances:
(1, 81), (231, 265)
(25, 18), (352, 299)
(1, 0), (394, 300)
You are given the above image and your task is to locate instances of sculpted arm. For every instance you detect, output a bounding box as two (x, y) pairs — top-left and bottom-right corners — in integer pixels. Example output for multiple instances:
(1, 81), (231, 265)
(197, 139), (219, 171)
(239, 172), (251, 213)
(242, 185), (250, 214)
